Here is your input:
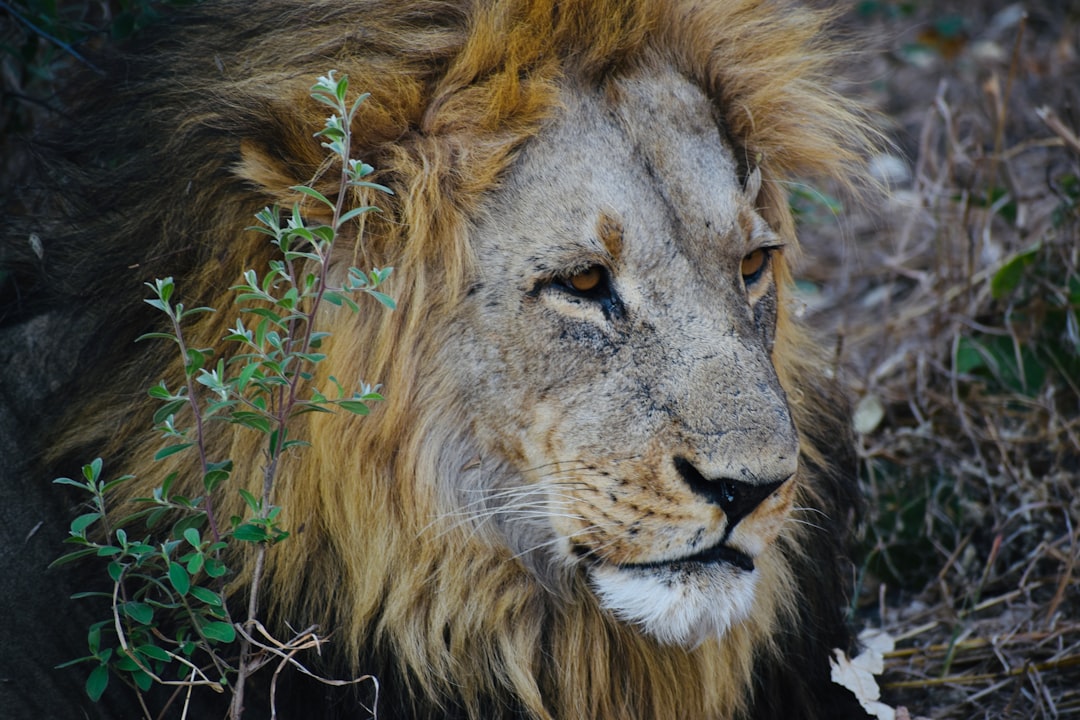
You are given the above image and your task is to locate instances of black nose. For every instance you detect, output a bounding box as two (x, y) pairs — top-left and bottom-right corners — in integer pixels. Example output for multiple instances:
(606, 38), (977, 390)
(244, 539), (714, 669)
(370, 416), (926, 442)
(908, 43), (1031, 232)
(674, 457), (786, 527)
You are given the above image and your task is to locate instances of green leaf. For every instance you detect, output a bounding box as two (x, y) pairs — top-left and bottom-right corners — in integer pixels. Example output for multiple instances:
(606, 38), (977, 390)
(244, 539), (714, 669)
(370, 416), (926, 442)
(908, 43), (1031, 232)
(183, 528), (201, 548)
(203, 557), (228, 579)
(231, 412), (272, 433)
(954, 337), (985, 374)
(55, 655), (95, 670)
(136, 332), (177, 343)
(172, 513), (206, 539)
(178, 306), (215, 321)
(186, 552), (204, 576)
(146, 507), (168, 530)
(336, 205), (378, 226)
(50, 548), (100, 568)
(237, 488), (261, 514)
(70, 512), (102, 535)
(290, 184), (335, 210)
(338, 400), (370, 415)
(203, 469), (230, 493)
(235, 362), (260, 391)
(153, 400), (187, 425)
(323, 291), (360, 312)
(121, 601), (154, 625)
(84, 458), (103, 484)
(368, 290), (396, 310)
(86, 664), (110, 702)
(107, 561), (124, 583)
(311, 225), (335, 244)
(348, 91), (369, 118)
(168, 562), (190, 596)
(232, 523), (268, 543)
(69, 591), (114, 600)
(990, 244), (1040, 300)
(113, 651), (140, 673)
(154, 443), (193, 461)
(161, 472), (178, 499)
(955, 334), (1045, 396)
(53, 476), (87, 490)
(87, 624), (103, 655)
(136, 644), (172, 663)
(185, 348), (207, 374)
(242, 306), (286, 327)
(132, 669), (153, 692)
(101, 474), (136, 494)
(189, 585), (224, 607)
(347, 179), (394, 195)
(310, 91), (341, 111)
(200, 621), (236, 644)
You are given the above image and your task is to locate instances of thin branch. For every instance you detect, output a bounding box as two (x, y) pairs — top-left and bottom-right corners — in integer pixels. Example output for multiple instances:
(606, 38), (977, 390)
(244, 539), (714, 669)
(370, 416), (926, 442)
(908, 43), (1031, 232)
(0, 0), (103, 73)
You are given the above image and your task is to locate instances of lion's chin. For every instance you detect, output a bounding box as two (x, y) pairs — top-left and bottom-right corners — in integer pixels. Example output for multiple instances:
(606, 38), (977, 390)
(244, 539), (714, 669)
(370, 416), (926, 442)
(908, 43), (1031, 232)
(588, 562), (759, 647)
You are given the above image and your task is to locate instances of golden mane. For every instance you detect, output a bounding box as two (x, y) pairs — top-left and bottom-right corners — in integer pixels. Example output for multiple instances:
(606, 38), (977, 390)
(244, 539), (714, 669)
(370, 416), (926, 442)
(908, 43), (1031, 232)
(22, 0), (880, 717)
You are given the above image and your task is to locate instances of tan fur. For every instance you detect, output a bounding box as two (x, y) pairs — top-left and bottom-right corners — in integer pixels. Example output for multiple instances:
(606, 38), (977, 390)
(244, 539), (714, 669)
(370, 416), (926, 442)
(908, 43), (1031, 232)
(36, 1), (880, 717)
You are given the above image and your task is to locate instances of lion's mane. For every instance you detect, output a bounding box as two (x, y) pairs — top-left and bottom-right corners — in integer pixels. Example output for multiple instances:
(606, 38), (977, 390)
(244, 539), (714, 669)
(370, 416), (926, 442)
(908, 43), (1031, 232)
(5, 1), (878, 718)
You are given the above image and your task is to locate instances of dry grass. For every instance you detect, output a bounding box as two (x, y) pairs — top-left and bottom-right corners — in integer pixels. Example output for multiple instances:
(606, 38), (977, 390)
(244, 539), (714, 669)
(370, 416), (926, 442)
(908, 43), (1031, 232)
(798, 1), (1080, 717)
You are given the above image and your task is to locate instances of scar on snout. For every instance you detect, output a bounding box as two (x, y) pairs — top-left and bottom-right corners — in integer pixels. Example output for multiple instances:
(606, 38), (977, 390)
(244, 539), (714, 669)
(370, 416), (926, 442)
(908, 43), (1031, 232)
(597, 212), (623, 260)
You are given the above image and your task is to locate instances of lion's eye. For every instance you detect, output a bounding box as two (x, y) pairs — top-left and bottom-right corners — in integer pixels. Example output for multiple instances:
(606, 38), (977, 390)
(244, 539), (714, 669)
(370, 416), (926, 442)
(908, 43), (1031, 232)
(568, 266), (604, 293)
(556, 265), (610, 299)
(741, 248), (771, 287)
(546, 264), (622, 318)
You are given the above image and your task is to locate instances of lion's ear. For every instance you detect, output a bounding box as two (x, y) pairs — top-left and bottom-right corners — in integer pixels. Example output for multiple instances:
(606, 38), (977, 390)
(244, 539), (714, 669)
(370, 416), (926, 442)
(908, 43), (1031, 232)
(743, 165), (762, 204)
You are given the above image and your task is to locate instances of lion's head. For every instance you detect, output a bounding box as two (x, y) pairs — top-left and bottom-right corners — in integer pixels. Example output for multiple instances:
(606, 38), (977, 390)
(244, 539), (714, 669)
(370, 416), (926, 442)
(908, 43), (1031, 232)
(7, 0), (879, 717)
(443, 67), (802, 646)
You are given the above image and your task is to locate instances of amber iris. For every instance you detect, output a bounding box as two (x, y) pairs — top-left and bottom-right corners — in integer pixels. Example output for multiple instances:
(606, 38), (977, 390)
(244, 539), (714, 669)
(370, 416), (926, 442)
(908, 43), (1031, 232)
(568, 266), (604, 292)
(741, 249), (768, 284)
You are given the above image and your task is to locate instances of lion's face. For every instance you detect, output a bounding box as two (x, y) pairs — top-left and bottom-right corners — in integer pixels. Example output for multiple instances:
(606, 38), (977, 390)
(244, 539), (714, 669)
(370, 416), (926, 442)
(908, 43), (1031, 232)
(445, 68), (800, 646)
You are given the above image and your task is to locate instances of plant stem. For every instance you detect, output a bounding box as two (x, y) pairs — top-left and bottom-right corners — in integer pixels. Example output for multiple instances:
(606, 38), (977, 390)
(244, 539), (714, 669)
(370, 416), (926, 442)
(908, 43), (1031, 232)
(170, 313), (222, 544)
(232, 82), (364, 719)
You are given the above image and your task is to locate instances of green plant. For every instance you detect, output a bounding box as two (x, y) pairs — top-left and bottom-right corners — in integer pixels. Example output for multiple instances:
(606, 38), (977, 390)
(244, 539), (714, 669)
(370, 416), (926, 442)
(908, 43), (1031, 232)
(52, 70), (392, 719)
(953, 241), (1080, 399)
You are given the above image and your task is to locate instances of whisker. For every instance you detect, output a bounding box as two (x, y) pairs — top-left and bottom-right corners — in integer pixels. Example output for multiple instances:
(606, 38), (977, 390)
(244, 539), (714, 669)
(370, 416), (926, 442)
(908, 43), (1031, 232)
(783, 507), (828, 533)
(509, 524), (606, 562)
(790, 505), (831, 520)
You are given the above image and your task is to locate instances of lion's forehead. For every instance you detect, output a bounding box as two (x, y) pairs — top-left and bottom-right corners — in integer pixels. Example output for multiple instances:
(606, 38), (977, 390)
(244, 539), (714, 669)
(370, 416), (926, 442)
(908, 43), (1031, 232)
(482, 68), (755, 283)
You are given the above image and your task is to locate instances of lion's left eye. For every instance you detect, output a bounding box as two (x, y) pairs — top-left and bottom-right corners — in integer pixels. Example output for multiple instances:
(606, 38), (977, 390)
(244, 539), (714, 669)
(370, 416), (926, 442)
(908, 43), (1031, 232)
(741, 248), (773, 288)
(556, 265), (611, 299)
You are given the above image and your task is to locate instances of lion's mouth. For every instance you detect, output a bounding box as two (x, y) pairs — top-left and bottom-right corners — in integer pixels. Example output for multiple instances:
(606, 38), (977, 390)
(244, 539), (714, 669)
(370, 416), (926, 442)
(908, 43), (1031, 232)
(674, 542), (755, 572)
(580, 541), (756, 573)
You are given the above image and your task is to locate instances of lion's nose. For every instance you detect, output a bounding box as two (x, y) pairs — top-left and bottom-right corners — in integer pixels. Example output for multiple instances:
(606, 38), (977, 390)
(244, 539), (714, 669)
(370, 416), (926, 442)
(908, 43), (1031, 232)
(673, 456), (787, 527)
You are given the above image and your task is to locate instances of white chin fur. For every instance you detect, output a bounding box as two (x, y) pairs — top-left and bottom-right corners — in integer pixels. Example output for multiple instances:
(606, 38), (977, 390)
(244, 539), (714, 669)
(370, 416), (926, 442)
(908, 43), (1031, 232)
(589, 563), (758, 646)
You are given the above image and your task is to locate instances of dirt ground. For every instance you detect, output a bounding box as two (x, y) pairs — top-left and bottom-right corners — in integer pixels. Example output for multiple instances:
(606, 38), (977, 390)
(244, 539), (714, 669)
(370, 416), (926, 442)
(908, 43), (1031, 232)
(800, 1), (1080, 717)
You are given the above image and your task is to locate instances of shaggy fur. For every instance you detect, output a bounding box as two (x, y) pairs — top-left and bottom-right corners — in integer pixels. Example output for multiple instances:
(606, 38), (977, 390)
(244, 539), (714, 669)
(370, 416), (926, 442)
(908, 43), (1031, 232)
(2, 1), (879, 718)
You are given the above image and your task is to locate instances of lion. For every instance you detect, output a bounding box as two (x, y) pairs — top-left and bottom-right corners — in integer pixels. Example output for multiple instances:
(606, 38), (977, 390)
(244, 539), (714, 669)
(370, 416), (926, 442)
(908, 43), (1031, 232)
(0, 0), (879, 718)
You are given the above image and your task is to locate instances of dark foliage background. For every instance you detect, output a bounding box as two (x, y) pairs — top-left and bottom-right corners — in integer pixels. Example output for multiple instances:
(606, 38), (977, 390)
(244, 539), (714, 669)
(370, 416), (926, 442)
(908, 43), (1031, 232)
(798, 1), (1080, 716)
